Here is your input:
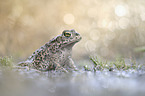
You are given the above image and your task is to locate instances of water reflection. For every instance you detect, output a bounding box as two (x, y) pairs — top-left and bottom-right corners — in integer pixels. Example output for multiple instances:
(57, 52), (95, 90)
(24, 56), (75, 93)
(0, 68), (145, 96)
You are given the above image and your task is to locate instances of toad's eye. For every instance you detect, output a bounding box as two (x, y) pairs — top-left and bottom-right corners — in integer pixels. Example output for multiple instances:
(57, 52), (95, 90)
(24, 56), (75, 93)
(64, 32), (71, 37)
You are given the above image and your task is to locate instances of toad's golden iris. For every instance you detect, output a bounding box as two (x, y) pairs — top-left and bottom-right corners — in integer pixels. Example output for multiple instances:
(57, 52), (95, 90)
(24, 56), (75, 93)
(64, 32), (71, 37)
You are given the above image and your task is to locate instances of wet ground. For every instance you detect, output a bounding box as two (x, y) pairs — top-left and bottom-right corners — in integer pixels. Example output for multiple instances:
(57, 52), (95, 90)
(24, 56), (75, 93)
(0, 64), (145, 96)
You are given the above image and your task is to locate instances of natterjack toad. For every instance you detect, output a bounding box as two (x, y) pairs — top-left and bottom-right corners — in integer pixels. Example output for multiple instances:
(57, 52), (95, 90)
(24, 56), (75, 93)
(19, 29), (82, 72)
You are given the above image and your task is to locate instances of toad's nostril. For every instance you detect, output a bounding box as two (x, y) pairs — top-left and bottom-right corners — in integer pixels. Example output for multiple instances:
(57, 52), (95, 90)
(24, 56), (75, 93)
(71, 29), (75, 32)
(76, 33), (79, 36)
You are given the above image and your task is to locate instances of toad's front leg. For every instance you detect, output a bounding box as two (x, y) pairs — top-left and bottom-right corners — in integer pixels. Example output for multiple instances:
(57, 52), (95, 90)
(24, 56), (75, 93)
(65, 56), (78, 71)
(51, 61), (68, 73)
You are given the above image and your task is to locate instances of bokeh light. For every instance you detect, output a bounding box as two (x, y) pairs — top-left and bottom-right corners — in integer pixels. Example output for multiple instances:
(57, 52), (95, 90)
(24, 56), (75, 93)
(85, 40), (97, 52)
(119, 17), (129, 29)
(89, 30), (100, 41)
(87, 7), (98, 18)
(115, 5), (127, 17)
(63, 13), (75, 25)
(140, 13), (145, 21)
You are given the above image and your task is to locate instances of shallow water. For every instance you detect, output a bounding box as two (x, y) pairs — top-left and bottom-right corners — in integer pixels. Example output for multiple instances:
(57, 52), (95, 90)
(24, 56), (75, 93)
(0, 66), (145, 96)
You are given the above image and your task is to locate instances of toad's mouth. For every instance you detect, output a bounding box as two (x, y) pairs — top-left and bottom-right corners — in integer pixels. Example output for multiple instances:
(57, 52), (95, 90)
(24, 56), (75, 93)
(62, 36), (82, 48)
(61, 37), (82, 49)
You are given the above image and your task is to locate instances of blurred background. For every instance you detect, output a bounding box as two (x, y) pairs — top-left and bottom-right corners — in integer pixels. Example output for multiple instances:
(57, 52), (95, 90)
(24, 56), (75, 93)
(1, 1), (145, 96)
(1, 0), (145, 61)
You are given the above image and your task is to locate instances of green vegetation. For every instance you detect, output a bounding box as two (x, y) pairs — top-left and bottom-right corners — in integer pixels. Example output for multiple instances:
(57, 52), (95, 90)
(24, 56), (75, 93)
(83, 65), (91, 71)
(0, 56), (14, 69)
(134, 46), (145, 52)
(89, 56), (143, 72)
(0, 56), (144, 73)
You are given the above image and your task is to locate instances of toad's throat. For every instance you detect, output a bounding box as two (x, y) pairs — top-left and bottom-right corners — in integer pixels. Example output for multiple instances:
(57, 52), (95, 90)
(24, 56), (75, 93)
(62, 40), (80, 49)
(62, 36), (82, 48)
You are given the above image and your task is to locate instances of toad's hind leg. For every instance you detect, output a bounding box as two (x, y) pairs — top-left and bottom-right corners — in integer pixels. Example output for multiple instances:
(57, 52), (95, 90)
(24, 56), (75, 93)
(32, 49), (50, 71)
(33, 60), (68, 72)
(32, 59), (50, 71)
